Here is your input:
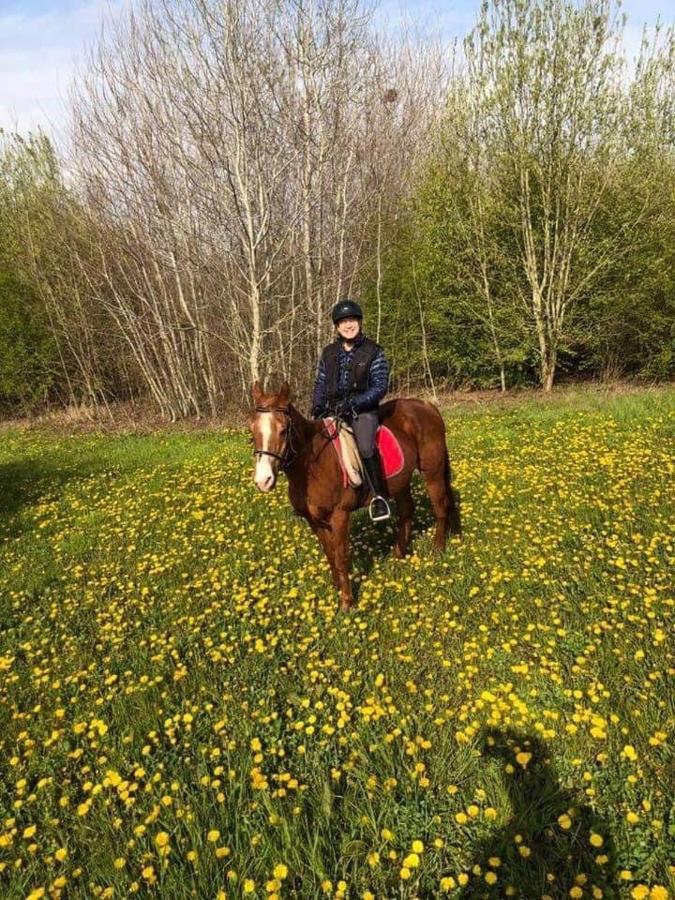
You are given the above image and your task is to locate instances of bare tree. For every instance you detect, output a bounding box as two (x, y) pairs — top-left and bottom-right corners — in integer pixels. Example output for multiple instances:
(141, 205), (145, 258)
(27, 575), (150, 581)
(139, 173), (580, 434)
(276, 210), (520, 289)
(466, 0), (634, 390)
(65, 0), (426, 416)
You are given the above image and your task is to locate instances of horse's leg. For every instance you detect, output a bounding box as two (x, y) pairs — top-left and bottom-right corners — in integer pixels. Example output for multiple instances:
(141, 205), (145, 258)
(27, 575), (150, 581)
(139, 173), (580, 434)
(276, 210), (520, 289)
(318, 527), (340, 588)
(393, 485), (414, 559)
(421, 464), (451, 552)
(447, 484), (462, 537)
(329, 509), (353, 610)
(312, 522), (339, 588)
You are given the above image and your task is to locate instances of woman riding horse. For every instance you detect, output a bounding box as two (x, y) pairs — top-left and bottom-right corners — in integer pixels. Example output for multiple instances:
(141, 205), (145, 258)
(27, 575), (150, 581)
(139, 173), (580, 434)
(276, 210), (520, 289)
(250, 310), (462, 609)
(311, 299), (391, 522)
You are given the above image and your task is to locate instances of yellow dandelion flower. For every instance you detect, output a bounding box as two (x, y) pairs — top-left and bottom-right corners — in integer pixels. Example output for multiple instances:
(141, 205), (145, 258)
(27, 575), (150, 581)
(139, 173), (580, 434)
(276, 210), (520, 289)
(630, 888), (649, 900)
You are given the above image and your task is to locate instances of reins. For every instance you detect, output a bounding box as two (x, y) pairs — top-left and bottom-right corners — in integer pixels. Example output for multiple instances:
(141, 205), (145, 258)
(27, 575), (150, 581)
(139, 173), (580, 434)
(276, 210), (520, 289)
(253, 405), (297, 471)
(253, 405), (350, 473)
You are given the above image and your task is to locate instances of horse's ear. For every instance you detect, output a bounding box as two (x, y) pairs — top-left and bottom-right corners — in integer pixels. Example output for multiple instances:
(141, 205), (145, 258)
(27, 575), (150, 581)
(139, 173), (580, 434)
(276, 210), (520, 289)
(252, 381), (263, 404)
(278, 381), (290, 404)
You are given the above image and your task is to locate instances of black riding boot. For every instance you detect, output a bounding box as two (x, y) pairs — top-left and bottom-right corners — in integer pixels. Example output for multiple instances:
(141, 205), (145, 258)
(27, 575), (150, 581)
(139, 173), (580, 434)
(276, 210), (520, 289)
(362, 452), (391, 522)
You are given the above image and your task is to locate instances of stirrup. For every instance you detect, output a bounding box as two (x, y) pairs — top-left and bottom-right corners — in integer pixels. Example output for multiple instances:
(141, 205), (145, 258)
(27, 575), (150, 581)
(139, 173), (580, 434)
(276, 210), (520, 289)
(369, 496), (391, 522)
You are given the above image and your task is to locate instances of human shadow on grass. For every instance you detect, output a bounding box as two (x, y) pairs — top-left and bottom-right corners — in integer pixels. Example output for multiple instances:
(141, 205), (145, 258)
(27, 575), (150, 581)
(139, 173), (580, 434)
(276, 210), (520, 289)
(458, 730), (619, 899)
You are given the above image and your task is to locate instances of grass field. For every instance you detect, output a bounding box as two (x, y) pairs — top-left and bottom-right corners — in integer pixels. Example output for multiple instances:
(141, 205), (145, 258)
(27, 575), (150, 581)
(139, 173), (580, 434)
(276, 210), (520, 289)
(0, 388), (673, 899)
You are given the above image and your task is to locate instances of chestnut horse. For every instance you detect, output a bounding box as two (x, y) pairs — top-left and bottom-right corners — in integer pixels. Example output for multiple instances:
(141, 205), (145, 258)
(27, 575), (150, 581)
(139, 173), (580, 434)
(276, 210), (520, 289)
(250, 382), (461, 609)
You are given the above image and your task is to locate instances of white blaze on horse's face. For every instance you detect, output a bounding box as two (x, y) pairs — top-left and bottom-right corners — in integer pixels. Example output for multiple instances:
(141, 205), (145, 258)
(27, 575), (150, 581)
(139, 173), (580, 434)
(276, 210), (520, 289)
(254, 412), (277, 492)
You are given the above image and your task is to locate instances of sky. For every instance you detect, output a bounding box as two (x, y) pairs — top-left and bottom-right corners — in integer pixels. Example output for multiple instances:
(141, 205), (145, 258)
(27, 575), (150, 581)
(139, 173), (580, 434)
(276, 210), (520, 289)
(1, 0), (672, 145)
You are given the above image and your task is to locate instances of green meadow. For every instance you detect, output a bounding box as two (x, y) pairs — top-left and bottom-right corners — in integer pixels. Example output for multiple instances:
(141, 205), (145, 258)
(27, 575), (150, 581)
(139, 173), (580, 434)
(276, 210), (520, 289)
(0, 388), (673, 899)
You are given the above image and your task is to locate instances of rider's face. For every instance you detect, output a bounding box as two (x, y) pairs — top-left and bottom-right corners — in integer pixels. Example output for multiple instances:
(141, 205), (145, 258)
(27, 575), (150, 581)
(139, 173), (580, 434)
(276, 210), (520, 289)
(337, 317), (361, 341)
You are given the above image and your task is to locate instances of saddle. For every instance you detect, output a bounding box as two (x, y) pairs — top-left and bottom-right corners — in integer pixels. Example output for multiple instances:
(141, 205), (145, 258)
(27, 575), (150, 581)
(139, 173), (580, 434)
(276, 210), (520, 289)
(323, 417), (405, 489)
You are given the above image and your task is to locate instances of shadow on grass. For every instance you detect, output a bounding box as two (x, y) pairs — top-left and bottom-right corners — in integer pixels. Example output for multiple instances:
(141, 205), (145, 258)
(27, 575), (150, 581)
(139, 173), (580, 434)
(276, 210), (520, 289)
(459, 730), (619, 899)
(0, 457), (79, 538)
(348, 473), (439, 603)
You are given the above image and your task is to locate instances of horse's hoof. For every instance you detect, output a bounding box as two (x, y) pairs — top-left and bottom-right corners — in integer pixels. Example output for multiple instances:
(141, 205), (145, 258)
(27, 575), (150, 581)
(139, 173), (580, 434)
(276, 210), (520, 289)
(339, 601), (352, 612)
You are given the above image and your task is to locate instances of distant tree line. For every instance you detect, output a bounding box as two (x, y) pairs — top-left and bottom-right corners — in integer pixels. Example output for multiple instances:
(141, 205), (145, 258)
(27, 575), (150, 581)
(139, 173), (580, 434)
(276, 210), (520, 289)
(1, 0), (673, 418)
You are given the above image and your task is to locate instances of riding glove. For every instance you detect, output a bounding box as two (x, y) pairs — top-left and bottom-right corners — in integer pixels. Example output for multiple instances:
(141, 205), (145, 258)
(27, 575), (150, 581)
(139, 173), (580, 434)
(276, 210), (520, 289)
(333, 399), (355, 420)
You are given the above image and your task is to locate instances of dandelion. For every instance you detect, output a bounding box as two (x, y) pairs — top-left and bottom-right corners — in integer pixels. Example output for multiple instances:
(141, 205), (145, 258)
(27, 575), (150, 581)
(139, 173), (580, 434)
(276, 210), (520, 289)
(0, 399), (670, 899)
(630, 888), (649, 900)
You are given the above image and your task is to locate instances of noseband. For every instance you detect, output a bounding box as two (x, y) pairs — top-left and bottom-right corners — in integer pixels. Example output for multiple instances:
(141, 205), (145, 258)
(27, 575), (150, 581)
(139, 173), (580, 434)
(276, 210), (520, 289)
(253, 405), (296, 471)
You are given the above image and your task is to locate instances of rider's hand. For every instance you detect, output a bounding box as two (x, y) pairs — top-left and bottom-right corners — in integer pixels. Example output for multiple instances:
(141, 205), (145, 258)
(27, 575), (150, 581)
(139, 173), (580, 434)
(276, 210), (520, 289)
(334, 399), (353, 419)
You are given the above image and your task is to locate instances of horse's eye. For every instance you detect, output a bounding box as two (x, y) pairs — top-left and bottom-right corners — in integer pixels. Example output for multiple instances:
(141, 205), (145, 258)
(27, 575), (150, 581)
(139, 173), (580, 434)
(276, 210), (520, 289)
(280, 428), (288, 437)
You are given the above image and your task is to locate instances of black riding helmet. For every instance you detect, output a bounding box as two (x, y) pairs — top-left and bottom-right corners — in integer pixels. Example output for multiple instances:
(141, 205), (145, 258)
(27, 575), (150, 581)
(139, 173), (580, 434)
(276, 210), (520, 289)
(331, 299), (363, 324)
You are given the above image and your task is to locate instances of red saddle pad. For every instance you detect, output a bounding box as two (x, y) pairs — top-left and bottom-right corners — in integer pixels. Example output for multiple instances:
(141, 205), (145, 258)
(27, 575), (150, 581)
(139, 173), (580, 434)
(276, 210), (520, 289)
(323, 419), (405, 485)
(377, 425), (405, 478)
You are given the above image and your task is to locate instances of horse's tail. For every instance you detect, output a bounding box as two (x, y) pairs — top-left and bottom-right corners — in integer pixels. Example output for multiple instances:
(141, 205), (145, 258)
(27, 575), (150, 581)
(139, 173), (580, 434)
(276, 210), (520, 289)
(444, 444), (462, 536)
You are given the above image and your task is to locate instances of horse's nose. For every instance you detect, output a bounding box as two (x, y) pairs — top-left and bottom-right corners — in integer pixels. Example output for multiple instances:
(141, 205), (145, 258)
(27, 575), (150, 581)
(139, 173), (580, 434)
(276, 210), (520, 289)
(255, 474), (275, 492)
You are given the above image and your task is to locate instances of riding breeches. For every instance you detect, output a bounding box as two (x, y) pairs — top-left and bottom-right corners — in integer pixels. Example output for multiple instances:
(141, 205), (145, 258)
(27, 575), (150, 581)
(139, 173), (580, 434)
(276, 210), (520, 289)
(351, 411), (378, 459)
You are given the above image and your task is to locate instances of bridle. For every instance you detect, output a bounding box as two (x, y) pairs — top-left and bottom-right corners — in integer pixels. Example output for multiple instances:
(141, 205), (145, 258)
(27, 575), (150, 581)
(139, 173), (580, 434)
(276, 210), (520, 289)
(253, 405), (296, 471)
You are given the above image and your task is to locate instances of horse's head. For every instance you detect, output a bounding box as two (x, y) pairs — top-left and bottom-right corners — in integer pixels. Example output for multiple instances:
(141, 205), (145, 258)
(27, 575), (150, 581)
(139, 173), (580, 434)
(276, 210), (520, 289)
(250, 381), (293, 492)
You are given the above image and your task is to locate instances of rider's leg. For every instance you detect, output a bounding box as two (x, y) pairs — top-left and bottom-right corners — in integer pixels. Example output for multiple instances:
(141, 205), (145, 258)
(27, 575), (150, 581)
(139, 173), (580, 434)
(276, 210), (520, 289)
(353, 412), (391, 522)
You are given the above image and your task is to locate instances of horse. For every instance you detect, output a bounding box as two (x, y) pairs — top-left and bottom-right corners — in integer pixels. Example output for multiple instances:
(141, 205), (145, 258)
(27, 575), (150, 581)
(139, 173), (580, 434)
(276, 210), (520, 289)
(249, 381), (461, 610)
